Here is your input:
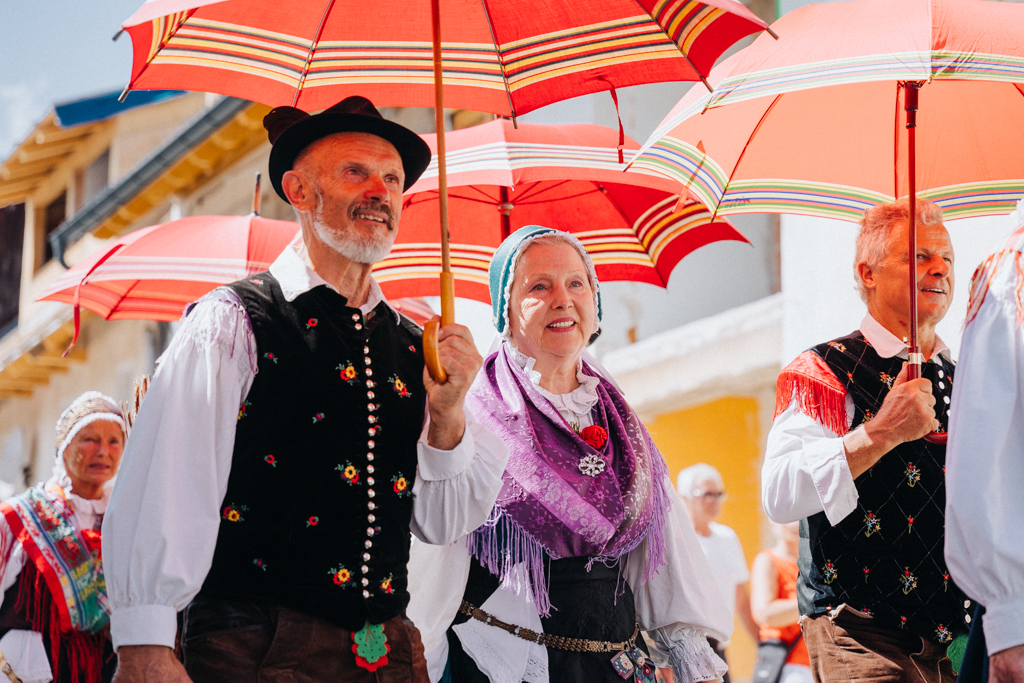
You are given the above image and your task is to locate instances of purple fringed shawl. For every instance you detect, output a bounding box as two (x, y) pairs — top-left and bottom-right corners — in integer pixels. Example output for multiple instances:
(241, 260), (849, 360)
(465, 343), (671, 616)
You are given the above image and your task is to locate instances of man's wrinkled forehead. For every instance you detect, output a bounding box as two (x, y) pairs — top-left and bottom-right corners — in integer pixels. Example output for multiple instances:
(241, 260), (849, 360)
(885, 220), (953, 258)
(295, 131), (404, 174)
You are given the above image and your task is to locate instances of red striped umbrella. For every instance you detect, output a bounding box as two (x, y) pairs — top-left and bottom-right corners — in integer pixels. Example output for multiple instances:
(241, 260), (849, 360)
(375, 119), (748, 303)
(119, 0), (771, 117)
(119, 0), (771, 381)
(38, 214), (299, 349)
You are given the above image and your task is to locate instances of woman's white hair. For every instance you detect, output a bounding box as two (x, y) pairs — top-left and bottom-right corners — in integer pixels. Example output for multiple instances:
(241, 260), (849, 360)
(853, 198), (944, 302)
(676, 463), (724, 498)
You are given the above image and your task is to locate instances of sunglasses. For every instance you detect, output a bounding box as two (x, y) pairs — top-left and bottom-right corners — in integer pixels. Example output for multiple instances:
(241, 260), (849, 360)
(691, 489), (728, 502)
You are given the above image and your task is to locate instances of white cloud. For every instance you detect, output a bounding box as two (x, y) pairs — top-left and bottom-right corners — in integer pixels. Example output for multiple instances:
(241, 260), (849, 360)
(0, 79), (50, 161)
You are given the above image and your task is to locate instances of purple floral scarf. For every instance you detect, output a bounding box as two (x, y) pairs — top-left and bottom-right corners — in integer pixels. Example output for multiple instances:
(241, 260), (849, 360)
(466, 342), (671, 615)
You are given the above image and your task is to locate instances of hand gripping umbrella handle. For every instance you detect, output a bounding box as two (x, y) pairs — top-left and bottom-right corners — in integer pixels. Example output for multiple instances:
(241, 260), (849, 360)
(906, 358), (948, 444)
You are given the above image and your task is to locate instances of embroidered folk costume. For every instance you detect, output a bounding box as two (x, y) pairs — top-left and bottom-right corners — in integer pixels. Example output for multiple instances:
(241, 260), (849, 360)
(768, 320), (971, 648)
(0, 392), (123, 683)
(102, 97), (508, 682)
(407, 227), (731, 683)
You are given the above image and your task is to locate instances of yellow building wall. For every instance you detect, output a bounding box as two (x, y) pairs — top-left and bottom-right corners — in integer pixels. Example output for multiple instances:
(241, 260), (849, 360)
(646, 396), (765, 682)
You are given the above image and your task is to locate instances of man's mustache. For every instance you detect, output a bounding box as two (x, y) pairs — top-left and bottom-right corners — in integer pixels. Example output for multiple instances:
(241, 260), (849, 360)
(351, 202), (396, 229)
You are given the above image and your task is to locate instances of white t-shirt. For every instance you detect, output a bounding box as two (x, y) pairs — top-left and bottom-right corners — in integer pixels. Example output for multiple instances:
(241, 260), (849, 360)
(695, 522), (750, 646)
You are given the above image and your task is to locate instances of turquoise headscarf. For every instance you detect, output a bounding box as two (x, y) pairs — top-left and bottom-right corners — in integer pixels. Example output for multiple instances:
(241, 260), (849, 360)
(488, 225), (603, 338)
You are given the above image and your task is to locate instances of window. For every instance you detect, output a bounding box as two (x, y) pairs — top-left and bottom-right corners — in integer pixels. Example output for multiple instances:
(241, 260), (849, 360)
(42, 192), (66, 263)
(0, 203), (25, 337)
(76, 149), (109, 211)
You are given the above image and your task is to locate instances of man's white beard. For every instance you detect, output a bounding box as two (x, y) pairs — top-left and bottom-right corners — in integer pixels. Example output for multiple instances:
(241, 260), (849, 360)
(308, 189), (393, 264)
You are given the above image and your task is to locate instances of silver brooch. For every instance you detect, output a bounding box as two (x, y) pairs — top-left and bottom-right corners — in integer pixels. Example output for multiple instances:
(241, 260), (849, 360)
(578, 454), (606, 477)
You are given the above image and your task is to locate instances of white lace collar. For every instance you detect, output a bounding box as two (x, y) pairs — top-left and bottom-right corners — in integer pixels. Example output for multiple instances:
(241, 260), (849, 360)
(509, 347), (600, 418)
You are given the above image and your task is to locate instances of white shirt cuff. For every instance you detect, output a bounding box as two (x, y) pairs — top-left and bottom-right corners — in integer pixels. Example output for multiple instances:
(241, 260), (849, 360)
(805, 436), (859, 526)
(417, 420), (475, 481)
(983, 596), (1024, 654)
(110, 605), (179, 650)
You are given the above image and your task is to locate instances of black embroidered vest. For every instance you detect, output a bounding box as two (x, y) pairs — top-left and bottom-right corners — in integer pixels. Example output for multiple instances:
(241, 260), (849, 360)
(199, 273), (427, 630)
(796, 332), (971, 643)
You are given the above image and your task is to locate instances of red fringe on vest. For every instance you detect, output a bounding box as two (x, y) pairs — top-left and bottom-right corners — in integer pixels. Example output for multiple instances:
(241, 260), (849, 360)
(14, 562), (106, 683)
(774, 350), (849, 436)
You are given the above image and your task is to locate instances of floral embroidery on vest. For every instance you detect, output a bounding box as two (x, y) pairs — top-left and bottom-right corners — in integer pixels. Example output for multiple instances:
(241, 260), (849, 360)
(822, 560), (838, 584)
(935, 625), (953, 643)
(392, 473), (411, 497)
(900, 568), (918, 594)
(312, 412), (325, 424)
(337, 362), (359, 384)
(264, 454), (277, 467)
(337, 462), (361, 485)
(306, 318), (318, 329)
(380, 574), (394, 594)
(880, 372), (895, 388)
(307, 516), (319, 527)
(330, 564), (353, 587)
(250, 277), (264, 285)
(223, 504), (248, 522)
(253, 558), (267, 571)
(238, 400), (251, 420)
(863, 567), (870, 583)
(408, 345), (416, 353)
(863, 511), (881, 537)
(904, 463), (921, 487)
(389, 375), (410, 397)
(263, 352), (278, 364)
(827, 341), (846, 352)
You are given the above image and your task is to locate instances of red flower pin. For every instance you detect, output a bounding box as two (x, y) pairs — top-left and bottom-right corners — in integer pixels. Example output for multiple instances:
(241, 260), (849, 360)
(580, 425), (608, 449)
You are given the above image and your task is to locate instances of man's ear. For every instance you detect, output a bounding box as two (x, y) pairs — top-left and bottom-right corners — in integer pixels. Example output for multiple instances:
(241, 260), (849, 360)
(857, 261), (876, 292)
(282, 170), (315, 211)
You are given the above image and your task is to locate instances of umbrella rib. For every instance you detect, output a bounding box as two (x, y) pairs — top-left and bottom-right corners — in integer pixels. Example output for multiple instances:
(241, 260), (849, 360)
(291, 0), (338, 107)
(478, 0), (518, 122)
(626, 0), (712, 92)
(514, 180), (571, 204)
(717, 93), (784, 218)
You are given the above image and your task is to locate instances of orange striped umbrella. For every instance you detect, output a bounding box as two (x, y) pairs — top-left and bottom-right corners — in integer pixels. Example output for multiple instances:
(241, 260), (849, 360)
(375, 119), (748, 303)
(38, 214), (299, 349)
(119, 0), (771, 118)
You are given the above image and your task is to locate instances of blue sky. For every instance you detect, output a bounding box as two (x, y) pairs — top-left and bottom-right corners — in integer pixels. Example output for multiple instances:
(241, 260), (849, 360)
(0, 0), (144, 157)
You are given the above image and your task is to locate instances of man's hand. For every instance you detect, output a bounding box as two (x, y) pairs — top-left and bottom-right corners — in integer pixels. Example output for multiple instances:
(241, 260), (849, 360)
(423, 319), (483, 451)
(991, 644), (1024, 683)
(113, 645), (191, 683)
(843, 362), (938, 478)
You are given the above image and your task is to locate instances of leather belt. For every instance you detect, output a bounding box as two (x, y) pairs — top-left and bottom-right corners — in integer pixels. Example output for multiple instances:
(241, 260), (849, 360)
(458, 599), (638, 653)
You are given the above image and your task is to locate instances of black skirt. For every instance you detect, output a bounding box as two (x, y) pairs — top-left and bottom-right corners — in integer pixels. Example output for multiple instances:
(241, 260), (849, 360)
(446, 555), (648, 683)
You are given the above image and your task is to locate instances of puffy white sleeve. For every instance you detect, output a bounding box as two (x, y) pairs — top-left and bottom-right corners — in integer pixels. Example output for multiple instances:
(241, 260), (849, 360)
(409, 411), (510, 545)
(761, 397), (858, 526)
(945, 259), (1024, 655)
(103, 291), (256, 650)
(629, 478), (731, 683)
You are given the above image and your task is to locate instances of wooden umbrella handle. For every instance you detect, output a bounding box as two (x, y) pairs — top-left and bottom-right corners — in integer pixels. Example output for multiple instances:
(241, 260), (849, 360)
(424, 0), (454, 382)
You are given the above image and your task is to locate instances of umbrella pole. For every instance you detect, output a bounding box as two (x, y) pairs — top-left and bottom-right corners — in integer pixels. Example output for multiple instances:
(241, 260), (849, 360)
(423, 0), (454, 382)
(499, 185), (512, 240)
(904, 82), (946, 444)
(904, 82), (922, 379)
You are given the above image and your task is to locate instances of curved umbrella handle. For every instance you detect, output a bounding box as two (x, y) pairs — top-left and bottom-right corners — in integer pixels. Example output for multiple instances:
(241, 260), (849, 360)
(63, 242), (127, 357)
(423, 272), (455, 382)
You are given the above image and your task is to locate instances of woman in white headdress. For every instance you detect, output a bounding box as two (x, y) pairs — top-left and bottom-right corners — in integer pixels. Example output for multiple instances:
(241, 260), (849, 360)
(0, 392), (126, 683)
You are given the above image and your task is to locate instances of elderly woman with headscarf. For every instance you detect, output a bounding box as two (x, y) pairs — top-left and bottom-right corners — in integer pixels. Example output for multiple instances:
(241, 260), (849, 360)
(408, 227), (731, 683)
(0, 392), (124, 683)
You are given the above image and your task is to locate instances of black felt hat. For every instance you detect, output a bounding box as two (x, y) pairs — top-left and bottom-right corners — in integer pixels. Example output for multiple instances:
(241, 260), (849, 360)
(264, 96), (432, 203)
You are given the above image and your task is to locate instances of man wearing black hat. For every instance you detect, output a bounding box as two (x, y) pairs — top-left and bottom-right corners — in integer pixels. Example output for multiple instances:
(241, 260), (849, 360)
(104, 97), (510, 682)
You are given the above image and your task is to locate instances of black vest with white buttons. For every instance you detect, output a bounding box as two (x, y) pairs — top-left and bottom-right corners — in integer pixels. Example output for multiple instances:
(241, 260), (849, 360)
(199, 272), (427, 630)
(797, 332), (970, 644)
